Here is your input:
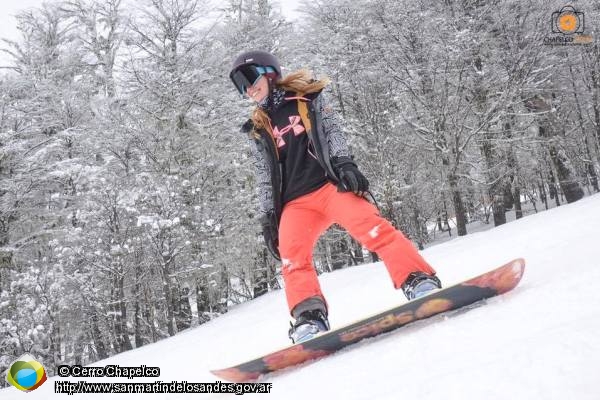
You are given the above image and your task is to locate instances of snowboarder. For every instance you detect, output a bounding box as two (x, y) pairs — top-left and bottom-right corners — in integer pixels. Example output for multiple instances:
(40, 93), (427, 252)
(229, 50), (442, 343)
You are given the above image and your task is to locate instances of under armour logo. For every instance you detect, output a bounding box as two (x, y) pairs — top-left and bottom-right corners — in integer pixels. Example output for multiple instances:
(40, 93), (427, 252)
(272, 116), (305, 148)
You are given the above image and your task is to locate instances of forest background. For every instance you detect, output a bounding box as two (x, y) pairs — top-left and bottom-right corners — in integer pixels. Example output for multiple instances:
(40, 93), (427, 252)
(0, 0), (597, 381)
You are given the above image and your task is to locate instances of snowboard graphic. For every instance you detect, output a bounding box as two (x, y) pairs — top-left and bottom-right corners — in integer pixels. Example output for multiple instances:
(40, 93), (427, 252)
(211, 258), (525, 382)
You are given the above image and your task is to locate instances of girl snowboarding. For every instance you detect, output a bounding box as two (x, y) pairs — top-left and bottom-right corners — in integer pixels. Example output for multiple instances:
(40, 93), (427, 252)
(229, 50), (442, 343)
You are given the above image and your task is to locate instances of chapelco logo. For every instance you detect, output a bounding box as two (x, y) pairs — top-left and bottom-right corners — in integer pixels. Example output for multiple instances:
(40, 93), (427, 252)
(544, 5), (593, 46)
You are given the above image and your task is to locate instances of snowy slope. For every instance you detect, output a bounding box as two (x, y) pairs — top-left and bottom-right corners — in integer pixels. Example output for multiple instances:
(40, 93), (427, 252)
(3, 194), (600, 400)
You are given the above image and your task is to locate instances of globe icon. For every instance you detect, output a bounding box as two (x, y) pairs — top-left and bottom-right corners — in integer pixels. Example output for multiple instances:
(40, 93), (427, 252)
(15, 368), (39, 389)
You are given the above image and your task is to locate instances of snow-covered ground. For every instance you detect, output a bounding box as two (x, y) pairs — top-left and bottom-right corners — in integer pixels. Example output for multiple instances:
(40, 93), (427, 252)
(3, 194), (600, 399)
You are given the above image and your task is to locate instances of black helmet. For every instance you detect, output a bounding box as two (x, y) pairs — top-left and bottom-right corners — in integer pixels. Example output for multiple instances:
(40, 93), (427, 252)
(229, 50), (282, 94)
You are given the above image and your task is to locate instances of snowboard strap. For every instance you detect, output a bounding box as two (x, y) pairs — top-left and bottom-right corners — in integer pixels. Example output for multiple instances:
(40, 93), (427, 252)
(295, 95), (312, 134)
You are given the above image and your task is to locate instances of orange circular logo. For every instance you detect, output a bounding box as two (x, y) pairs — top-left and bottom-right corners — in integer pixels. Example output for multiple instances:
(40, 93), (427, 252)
(558, 12), (578, 34)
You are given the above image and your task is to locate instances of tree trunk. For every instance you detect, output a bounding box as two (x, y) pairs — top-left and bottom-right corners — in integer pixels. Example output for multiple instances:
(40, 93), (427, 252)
(525, 94), (584, 204)
(331, 234), (348, 271)
(134, 263), (144, 348)
(411, 208), (425, 250)
(569, 64), (599, 192)
(442, 197), (452, 236)
(585, 144), (600, 192)
(88, 305), (108, 360)
(161, 268), (175, 336)
(134, 297), (143, 348)
(117, 274), (132, 351)
(538, 183), (548, 211)
(504, 115), (523, 219)
(174, 286), (192, 331)
(514, 185), (523, 219)
(370, 251), (380, 262)
(196, 275), (210, 324)
(546, 142), (584, 203)
(491, 192), (507, 226)
(547, 165), (561, 207)
(253, 253), (268, 298)
(503, 183), (514, 210)
(448, 173), (468, 236)
(585, 46), (600, 151)
(481, 135), (507, 227)
(217, 265), (230, 313)
(109, 285), (121, 352)
(352, 238), (365, 264)
(593, 88), (600, 151)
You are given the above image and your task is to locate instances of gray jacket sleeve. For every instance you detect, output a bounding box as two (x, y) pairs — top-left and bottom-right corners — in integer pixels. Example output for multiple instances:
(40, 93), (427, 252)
(248, 138), (274, 216)
(319, 92), (352, 158)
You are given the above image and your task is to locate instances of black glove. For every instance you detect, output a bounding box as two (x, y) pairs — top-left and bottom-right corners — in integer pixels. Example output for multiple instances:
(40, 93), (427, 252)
(332, 156), (369, 195)
(260, 211), (281, 261)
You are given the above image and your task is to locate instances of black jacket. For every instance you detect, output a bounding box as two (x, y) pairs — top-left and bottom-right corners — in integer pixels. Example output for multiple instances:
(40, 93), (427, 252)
(242, 89), (351, 226)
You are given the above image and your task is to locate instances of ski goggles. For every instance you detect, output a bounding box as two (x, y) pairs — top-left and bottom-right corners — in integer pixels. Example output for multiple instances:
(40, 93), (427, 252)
(230, 65), (276, 94)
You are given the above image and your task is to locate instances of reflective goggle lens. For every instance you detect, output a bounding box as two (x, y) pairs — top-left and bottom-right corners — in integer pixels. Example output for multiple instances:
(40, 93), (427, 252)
(230, 65), (276, 94)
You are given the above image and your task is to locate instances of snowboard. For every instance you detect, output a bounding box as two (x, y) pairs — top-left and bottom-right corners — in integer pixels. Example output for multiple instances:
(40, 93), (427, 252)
(211, 258), (525, 383)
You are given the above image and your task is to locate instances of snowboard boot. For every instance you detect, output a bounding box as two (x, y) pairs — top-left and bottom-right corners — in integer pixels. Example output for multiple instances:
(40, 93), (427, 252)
(288, 309), (330, 344)
(401, 271), (442, 300)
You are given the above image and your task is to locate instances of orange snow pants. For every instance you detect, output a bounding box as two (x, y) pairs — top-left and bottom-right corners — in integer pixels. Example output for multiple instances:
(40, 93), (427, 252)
(279, 182), (436, 317)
